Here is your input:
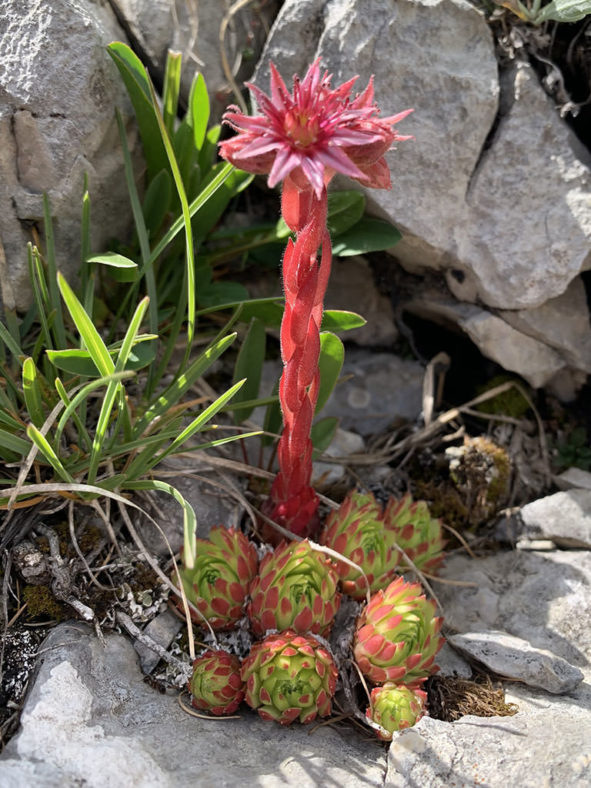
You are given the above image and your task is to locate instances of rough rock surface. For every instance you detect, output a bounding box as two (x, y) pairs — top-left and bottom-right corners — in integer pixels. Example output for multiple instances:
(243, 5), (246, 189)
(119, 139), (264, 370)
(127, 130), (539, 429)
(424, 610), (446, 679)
(321, 349), (424, 437)
(518, 489), (591, 549)
(386, 698), (591, 788)
(0, 0), (137, 310)
(0, 623), (386, 787)
(254, 0), (591, 378)
(385, 546), (591, 787)
(447, 630), (584, 694)
(437, 549), (591, 674)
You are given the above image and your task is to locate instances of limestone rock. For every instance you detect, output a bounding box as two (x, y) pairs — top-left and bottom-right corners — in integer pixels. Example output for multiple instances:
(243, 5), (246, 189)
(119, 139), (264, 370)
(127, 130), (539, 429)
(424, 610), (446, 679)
(386, 703), (591, 788)
(0, 0), (137, 311)
(0, 623), (387, 786)
(321, 349), (424, 437)
(448, 630), (584, 694)
(437, 549), (591, 677)
(519, 489), (591, 549)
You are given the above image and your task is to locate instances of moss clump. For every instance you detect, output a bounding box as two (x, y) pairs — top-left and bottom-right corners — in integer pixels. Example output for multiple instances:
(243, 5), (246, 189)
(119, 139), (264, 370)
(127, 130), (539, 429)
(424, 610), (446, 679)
(475, 375), (530, 419)
(22, 585), (65, 622)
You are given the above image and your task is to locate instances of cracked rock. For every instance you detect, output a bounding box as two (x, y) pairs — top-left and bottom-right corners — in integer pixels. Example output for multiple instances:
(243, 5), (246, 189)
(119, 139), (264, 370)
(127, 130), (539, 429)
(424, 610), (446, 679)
(0, 0), (137, 311)
(448, 630), (584, 694)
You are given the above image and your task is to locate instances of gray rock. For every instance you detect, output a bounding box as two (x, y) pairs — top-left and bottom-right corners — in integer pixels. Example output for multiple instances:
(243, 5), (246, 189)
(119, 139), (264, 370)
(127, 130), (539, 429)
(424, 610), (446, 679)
(0, 623), (387, 786)
(0, 0), (137, 310)
(437, 550), (591, 678)
(519, 489), (591, 549)
(325, 257), (397, 347)
(499, 277), (591, 374)
(321, 349), (424, 437)
(448, 63), (591, 310)
(313, 427), (365, 487)
(386, 702), (591, 788)
(448, 630), (583, 694)
(406, 289), (569, 389)
(555, 467), (591, 491)
(134, 609), (183, 674)
(435, 642), (472, 679)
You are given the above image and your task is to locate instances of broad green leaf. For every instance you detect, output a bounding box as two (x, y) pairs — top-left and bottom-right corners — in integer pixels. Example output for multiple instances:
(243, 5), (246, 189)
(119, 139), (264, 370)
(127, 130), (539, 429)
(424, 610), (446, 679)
(195, 296), (283, 324)
(86, 253), (138, 269)
(107, 42), (168, 179)
(198, 124), (221, 176)
(332, 217), (402, 256)
(187, 72), (210, 150)
(197, 280), (249, 308)
(22, 358), (45, 428)
(311, 416), (339, 453)
(327, 190), (366, 236)
(315, 332), (344, 414)
(162, 50), (182, 138)
(321, 310), (367, 333)
(536, 0), (591, 21)
(232, 318), (266, 423)
(47, 340), (156, 377)
(174, 120), (197, 191)
(143, 169), (172, 236)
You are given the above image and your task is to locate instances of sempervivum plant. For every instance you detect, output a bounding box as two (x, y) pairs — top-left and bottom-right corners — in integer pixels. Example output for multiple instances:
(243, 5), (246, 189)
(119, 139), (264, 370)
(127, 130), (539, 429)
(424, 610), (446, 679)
(382, 494), (445, 575)
(172, 526), (258, 630)
(248, 540), (341, 637)
(189, 649), (244, 715)
(241, 630), (338, 725)
(354, 576), (444, 684)
(320, 490), (400, 600)
(366, 682), (427, 741)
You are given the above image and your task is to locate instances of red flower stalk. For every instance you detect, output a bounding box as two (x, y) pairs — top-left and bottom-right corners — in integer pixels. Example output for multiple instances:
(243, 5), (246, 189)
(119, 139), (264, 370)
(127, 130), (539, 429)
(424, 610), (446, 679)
(220, 60), (411, 537)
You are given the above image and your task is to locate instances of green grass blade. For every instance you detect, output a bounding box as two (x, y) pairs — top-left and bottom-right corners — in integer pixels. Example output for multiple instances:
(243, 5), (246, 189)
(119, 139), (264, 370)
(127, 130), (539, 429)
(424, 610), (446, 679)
(123, 479), (198, 569)
(0, 428), (30, 457)
(26, 424), (75, 482)
(140, 379), (245, 473)
(87, 297), (149, 484)
(0, 318), (24, 362)
(22, 358), (45, 428)
(57, 272), (114, 377)
(146, 78), (195, 363)
(136, 333), (238, 436)
(162, 50), (182, 138)
(53, 370), (134, 451)
(81, 178), (94, 314)
(54, 377), (92, 453)
(29, 245), (53, 357)
(42, 194), (67, 348)
(145, 162), (234, 268)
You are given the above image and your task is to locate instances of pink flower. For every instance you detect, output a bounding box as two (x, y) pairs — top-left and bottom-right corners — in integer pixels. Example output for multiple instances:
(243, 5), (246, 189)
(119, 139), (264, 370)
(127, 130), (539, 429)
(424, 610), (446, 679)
(220, 59), (412, 199)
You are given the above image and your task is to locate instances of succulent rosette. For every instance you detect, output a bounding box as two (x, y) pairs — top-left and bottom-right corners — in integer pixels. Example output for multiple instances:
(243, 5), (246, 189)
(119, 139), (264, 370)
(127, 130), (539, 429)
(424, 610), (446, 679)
(354, 576), (444, 684)
(366, 682), (427, 740)
(172, 526), (258, 630)
(189, 649), (245, 715)
(241, 630), (338, 725)
(320, 490), (400, 600)
(382, 494), (445, 575)
(248, 540), (341, 637)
